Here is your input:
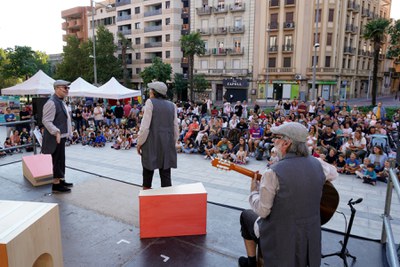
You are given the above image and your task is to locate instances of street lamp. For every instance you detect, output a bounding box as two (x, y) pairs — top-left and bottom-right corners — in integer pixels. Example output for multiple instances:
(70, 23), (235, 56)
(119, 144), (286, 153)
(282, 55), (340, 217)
(311, 0), (320, 101)
(90, 1), (112, 85)
(266, 28), (270, 103)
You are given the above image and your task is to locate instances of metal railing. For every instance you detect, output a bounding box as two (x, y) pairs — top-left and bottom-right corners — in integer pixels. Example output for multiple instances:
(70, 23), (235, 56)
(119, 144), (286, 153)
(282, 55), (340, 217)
(381, 168), (400, 267)
(0, 119), (38, 154)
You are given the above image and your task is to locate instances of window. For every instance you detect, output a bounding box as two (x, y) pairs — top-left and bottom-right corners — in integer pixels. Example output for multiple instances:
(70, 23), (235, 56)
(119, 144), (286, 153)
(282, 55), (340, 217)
(166, 18), (170, 25)
(217, 18), (225, 27)
(232, 59), (241, 69)
(136, 68), (141, 74)
(135, 7), (140, 14)
(201, 60), (208, 69)
(284, 35), (292, 45)
(328, 9), (334, 22)
(234, 38), (241, 52)
(270, 36), (277, 46)
(216, 60), (224, 69)
(342, 59), (346, 69)
(166, 34), (170, 42)
(315, 9), (321, 22)
(347, 59), (351, 69)
(286, 12), (294, 22)
(269, 57), (276, 68)
(135, 37), (140, 45)
(325, 56), (331, 67)
(234, 17), (242, 28)
(136, 53), (141, 60)
(326, 33), (332, 46)
(166, 51), (170, 58)
(166, 1), (170, 9)
(283, 57), (291, 67)
(135, 22), (140, 29)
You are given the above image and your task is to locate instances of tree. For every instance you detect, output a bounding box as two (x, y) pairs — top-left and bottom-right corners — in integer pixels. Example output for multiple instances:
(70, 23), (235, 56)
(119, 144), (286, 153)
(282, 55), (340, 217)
(192, 74), (209, 94)
(140, 57), (172, 86)
(55, 35), (91, 82)
(95, 25), (122, 84)
(117, 32), (133, 87)
(0, 49), (21, 89)
(180, 32), (206, 101)
(3, 46), (51, 80)
(173, 73), (188, 100)
(388, 19), (400, 94)
(363, 18), (390, 106)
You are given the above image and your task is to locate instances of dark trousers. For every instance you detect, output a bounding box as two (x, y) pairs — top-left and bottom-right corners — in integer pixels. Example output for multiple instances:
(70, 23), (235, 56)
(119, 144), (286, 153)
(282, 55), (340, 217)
(51, 138), (66, 179)
(142, 167), (171, 188)
(240, 209), (259, 242)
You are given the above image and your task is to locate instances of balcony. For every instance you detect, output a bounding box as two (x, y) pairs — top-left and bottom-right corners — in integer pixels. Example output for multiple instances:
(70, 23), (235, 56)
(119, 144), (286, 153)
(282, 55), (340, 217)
(282, 44), (294, 52)
(268, 45), (279, 53)
(269, 22), (279, 30)
(285, 0), (295, 5)
(214, 27), (228, 35)
(361, 8), (369, 17)
(197, 28), (212, 35)
(182, 24), (190, 35)
(283, 21), (295, 29)
(306, 67), (339, 73)
(181, 7), (189, 18)
(213, 6), (228, 14)
(196, 69), (248, 76)
(263, 68), (294, 73)
(144, 58), (153, 64)
(229, 25), (245, 34)
(68, 19), (83, 29)
(117, 14), (131, 22)
(144, 25), (162, 32)
(62, 22), (68, 30)
(196, 6), (212, 16)
(358, 49), (368, 57)
(198, 49), (211, 57)
(144, 9), (162, 17)
(344, 47), (356, 55)
(211, 48), (227, 56)
(115, 0), (131, 7)
(270, 0), (280, 8)
(230, 3), (245, 12)
(118, 29), (132, 35)
(347, 1), (360, 12)
(144, 42), (162, 48)
(228, 47), (245, 55)
(345, 24), (358, 34)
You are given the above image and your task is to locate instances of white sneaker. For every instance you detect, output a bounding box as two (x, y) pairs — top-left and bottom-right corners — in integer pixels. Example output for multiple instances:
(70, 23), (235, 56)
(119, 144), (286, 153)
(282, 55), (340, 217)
(204, 155), (208, 159)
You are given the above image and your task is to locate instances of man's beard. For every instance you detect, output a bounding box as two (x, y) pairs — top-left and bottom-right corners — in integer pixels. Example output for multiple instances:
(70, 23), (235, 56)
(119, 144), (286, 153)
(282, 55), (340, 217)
(274, 143), (284, 160)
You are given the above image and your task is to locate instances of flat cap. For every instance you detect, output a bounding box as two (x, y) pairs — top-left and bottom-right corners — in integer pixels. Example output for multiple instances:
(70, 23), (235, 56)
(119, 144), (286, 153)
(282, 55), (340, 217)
(53, 80), (70, 88)
(271, 122), (308, 142)
(148, 81), (167, 96)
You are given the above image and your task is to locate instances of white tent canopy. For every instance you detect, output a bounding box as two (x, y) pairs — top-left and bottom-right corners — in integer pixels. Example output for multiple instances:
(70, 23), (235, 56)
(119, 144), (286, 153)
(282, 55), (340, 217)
(89, 77), (141, 99)
(68, 77), (99, 97)
(1, 70), (55, 95)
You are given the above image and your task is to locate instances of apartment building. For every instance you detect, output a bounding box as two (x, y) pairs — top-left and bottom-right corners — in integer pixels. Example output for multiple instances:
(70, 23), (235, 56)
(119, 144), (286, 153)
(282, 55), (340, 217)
(62, 6), (91, 42)
(253, 0), (392, 103)
(191, 0), (255, 103)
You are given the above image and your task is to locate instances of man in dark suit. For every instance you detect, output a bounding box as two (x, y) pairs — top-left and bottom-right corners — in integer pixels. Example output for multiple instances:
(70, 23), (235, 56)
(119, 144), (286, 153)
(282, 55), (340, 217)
(137, 81), (179, 189)
(42, 80), (73, 193)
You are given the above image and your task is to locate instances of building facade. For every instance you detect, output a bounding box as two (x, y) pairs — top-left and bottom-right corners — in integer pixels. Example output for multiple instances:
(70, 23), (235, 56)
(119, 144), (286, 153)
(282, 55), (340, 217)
(62, 6), (91, 42)
(191, 0), (255, 103)
(253, 0), (392, 103)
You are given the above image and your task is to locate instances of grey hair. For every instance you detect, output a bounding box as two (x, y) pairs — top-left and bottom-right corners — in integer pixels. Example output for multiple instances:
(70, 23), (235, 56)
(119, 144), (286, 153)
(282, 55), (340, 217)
(282, 136), (310, 157)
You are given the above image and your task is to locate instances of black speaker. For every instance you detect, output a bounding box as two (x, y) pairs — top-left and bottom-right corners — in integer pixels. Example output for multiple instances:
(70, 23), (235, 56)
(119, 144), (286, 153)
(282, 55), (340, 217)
(32, 97), (49, 127)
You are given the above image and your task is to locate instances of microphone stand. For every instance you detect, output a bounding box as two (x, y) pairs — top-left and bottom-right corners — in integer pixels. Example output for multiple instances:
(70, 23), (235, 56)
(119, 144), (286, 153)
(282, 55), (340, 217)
(322, 198), (363, 267)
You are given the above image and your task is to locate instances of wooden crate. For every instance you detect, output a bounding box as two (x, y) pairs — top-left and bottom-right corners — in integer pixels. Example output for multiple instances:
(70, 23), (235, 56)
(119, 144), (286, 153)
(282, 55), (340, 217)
(139, 183), (207, 238)
(0, 200), (63, 267)
(22, 154), (53, 186)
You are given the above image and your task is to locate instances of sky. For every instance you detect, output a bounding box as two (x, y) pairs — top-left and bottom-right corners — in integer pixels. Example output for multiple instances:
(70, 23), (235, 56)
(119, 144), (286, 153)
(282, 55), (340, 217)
(0, 0), (399, 55)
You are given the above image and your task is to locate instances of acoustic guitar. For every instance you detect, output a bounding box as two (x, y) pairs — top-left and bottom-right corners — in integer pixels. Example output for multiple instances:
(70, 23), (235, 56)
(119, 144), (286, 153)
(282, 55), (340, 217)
(211, 158), (339, 225)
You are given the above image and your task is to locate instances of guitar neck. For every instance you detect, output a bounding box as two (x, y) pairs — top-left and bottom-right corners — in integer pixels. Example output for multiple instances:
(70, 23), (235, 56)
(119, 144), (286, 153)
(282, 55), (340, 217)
(232, 164), (263, 180)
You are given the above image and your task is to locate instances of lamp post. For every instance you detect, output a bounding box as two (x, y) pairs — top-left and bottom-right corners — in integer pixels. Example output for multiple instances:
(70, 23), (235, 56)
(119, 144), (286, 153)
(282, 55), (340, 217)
(91, 0), (98, 85)
(311, 0), (320, 101)
(266, 28), (270, 103)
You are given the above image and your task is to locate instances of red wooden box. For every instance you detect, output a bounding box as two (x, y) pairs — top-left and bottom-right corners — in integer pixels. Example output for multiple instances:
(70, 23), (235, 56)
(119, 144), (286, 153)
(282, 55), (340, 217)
(139, 183), (207, 238)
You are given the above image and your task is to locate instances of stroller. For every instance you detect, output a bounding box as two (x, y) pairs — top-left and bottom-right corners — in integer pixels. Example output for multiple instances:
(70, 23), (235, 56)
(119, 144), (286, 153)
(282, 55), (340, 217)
(369, 134), (390, 154)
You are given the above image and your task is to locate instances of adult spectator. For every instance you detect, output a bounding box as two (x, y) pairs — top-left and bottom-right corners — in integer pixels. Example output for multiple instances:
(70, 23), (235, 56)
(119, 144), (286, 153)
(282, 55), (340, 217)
(114, 101), (124, 125)
(368, 145), (388, 172)
(18, 105), (32, 132)
(137, 81), (179, 190)
(4, 107), (16, 137)
(123, 101), (132, 118)
(283, 99), (291, 116)
(345, 130), (367, 160)
(234, 101), (243, 118)
(72, 105), (83, 134)
(93, 103), (104, 127)
(253, 101), (260, 115)
(297, 101), (308, 116)
(236, 117), (249, 132)
(104, 104), (114, 126)
(373, 102), (386, 121)
(42, 80), (73, 193)
(320, 125), (337, 151)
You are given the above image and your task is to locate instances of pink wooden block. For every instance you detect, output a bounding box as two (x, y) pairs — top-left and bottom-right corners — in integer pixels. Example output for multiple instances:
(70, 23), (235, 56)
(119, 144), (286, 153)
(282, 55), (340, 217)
(22, 154), (53, 186)
(139, 183), (207, 238)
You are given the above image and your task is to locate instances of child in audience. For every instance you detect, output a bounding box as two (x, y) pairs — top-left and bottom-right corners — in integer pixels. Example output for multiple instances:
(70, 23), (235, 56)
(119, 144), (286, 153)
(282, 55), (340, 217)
(235, 145), (247, 164)
(336, 154), (346, 173)
(325, 148), (338, 165)
(204, 140), (215, 159)
(345, 152), (360, 174)
(377, 160), (392, 183)
(94, 131), (106, 147)
(356, 163), (377, 185)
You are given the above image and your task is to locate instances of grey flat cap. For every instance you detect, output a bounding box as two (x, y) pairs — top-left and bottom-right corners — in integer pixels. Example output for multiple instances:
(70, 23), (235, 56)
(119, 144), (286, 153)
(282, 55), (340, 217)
(54, 80), (70, 88)
(148, 81), (167, 96)
(271, 122), (308, 142)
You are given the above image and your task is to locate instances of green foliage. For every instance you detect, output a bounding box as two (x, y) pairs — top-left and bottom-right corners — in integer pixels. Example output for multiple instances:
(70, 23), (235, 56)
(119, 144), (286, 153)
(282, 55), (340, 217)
(173, 73), (188, 95)
(118, 32), (133, 87)
(0, 48), (21, 88)
(192, 74), (209, 92)
(388, 19), (400, 60)
(363, 18), (390, 106)
(2, 46), (51, 80)
(140, 57), (172, 86)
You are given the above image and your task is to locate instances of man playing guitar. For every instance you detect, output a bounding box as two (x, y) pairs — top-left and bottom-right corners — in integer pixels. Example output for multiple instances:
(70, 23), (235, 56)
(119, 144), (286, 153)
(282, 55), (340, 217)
(238, 122), (338, 267)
